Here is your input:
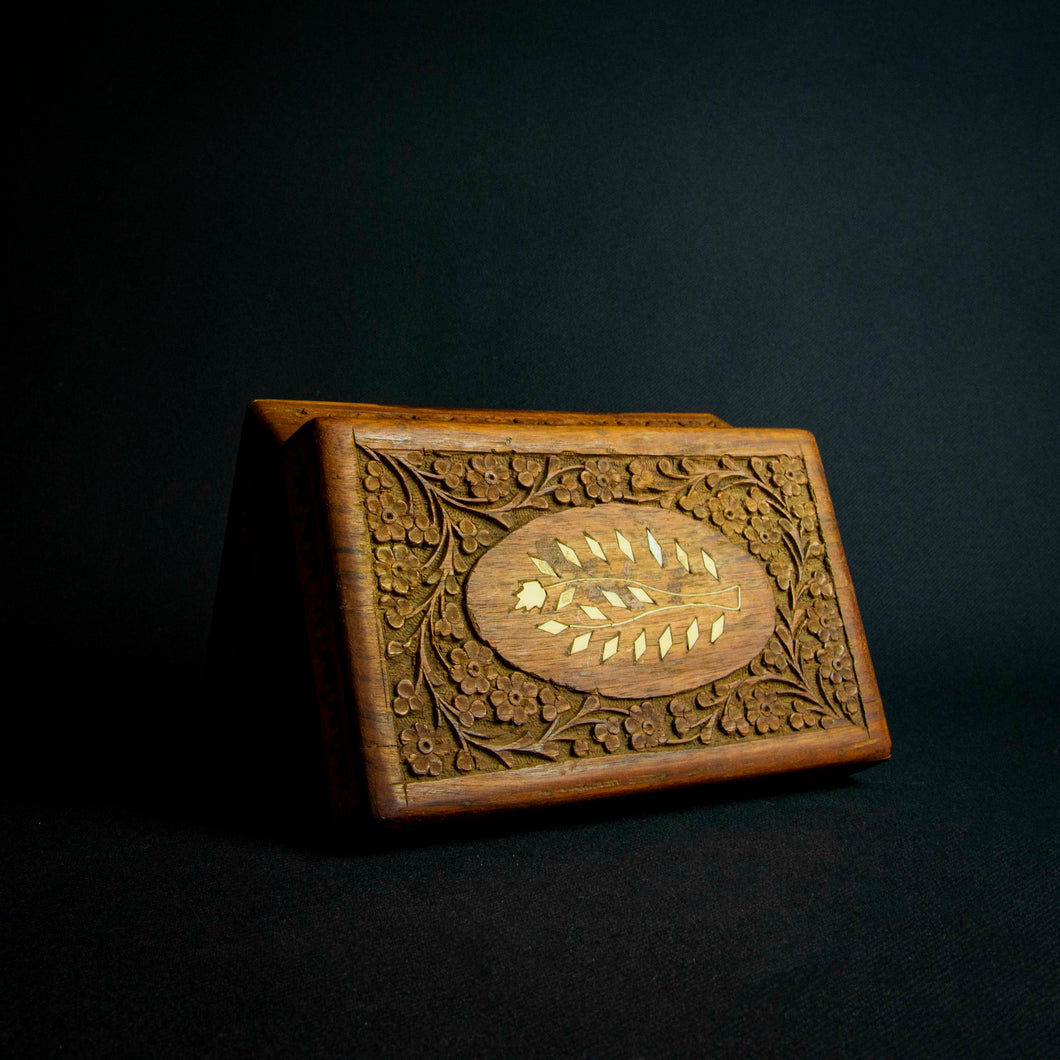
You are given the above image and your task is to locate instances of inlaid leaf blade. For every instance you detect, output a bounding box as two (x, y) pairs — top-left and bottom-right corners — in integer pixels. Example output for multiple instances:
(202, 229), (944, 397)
(531, 556), (557, 577)
(556, 541), (582, 567)
(646, 529), (664, 567)
(569, 631), (592, 655)
(584, 534), (607, 560)
(701, 550), (718, 579)
(633, 630), (647, 660)
(659, 625), (673, 659)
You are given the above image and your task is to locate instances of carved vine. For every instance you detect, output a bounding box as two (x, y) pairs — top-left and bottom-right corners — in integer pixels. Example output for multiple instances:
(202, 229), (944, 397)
(356, 446), (865, 780)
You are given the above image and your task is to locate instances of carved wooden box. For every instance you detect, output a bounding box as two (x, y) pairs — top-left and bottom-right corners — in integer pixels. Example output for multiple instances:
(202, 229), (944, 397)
(215, 401), (889, 825)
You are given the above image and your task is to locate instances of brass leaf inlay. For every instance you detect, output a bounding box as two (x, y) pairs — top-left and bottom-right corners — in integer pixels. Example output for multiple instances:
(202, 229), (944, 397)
(514, 528), (743, 665)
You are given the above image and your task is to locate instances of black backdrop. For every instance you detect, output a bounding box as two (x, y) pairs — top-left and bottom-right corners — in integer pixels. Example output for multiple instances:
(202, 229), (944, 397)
(5, 2), (1058, 1056)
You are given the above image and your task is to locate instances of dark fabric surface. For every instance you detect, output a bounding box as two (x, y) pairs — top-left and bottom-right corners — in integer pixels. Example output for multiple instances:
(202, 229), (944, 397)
(5, 2), (1057, 1056)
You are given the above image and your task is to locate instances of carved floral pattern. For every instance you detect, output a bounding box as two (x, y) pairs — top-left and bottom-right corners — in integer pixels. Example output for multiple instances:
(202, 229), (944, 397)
(625, 702), (665, 749)
(401, 722), (444, 776)
(373, 544), (422, 595)
(357, 445), (867, 780)
(467, 454), (512, 501)
(580, 458), (625, 503)
(491, 672), (540, 724)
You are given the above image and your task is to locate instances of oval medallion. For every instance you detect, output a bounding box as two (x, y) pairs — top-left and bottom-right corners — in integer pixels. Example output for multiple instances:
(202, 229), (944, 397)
(465, 505), (776, 698)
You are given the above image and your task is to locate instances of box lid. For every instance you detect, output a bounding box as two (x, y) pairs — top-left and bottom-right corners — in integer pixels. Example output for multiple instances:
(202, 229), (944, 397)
(280, 410), (889, 823)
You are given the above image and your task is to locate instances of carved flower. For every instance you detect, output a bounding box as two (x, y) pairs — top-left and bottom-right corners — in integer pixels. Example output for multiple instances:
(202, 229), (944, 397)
(798, 632), (822, 659)
(592, 716), (622, 752)
(807, 598), (843, 643)
(553, 470), (585, 506)
(669, 696), (697, 735)
(789, 708), (820, 731)
(433, 601), (467, 639)
(706, 491), (748, 533)
(433, 456), (466, 490)
(407, 512), (441, 547)
(401, 722), (444, 776)
(453, 694), (488, 727)
(572, 736), (591, 757)
(625, 702), (665, 750)
(762, 636), (788, 671)
(817, 641), (854, 685)
(363, 459), (392, 492)
(512, 455), (544, 488)
(721, 704), (752, 737)
(455, 749), (476, 772)
(374, 544), (422, 595)
(468, 454), (512, 502)
(836, 685), (860, 716)
(380, 594), (415, 629)
(817, 644), (859, 714)
(808, 569), (835, 599)
(678, 489), (709, 520)
(770, 456), (807, 497)
(745, 688), (782, 733)
(456, 517), (491, 554)
(769, 556), (795, 590)
(366, 490), (413, 542)
(449, 640), (497, 695)
(744, 488), (773, 516)
(790, 498), (817, 533)
(580, 459), (624, 503)
(628, 458), (658, 490)
(697, 688), (722, 708)
(393, 678), (427, 716)
(744, 515), (783, 558)
(491, 672), (539, 724)
(539, 686), (568, 722)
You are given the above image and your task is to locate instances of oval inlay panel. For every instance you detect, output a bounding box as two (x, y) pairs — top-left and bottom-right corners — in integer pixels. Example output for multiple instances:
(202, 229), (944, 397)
(466, 505), (776, 698)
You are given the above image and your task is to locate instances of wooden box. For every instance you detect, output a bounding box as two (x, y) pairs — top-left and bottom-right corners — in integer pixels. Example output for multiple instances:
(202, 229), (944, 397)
(212, 401), (889, 826)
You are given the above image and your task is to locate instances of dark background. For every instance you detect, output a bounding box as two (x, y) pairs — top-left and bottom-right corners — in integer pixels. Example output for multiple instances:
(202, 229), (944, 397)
(5, 1), (1057, 1056)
